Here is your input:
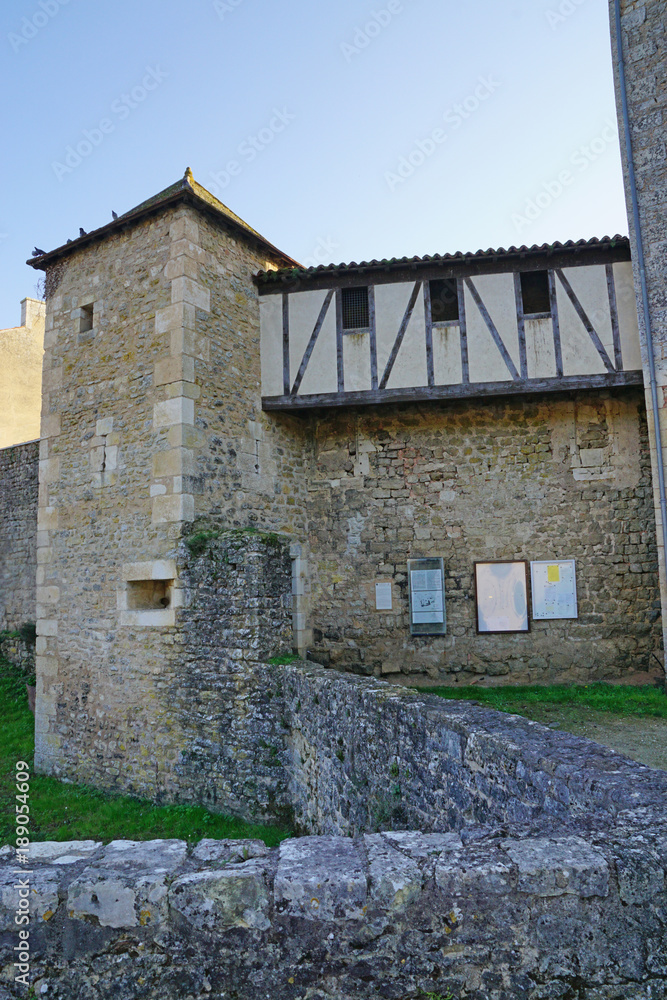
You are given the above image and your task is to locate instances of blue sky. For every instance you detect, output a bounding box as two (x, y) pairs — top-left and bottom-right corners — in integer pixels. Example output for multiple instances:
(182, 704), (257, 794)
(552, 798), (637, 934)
(0, 0), (626, 325)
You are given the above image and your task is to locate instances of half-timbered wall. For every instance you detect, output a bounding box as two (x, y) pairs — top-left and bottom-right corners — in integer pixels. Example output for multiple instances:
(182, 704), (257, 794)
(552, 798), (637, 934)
(260, 259), (642, 410)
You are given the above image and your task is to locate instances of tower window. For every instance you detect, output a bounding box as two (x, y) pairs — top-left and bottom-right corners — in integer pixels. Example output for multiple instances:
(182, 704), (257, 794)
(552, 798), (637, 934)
(520, 271), (550, 315)
(341, 287), (369, 330)
(80, 303), (94, 332)
(430, 278), (459, 323)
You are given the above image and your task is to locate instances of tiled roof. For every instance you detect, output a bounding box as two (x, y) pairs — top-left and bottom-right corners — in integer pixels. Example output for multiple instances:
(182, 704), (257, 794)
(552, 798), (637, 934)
(255, 235), (630, 284)
(27, 168), (299, 270)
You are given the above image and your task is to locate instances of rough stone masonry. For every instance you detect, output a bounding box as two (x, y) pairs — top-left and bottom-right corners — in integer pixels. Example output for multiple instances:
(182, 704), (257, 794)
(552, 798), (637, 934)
(1, 698), (666, 999)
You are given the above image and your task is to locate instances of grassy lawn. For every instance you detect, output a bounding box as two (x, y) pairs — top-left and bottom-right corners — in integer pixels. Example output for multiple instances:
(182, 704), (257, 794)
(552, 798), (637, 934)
(0, 656), (291, 847)
(422, 681), (667, 719)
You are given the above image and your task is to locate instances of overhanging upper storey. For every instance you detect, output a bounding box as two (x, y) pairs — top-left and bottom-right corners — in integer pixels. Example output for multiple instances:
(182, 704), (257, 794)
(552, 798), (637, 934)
(256, 237), (642, 410)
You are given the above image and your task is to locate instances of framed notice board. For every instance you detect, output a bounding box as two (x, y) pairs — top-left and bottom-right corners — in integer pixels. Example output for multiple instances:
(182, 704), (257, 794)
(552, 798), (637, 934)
(408, 558), (446, 635)
(475, 561), (529, 633)
(530, 560), (578, 620)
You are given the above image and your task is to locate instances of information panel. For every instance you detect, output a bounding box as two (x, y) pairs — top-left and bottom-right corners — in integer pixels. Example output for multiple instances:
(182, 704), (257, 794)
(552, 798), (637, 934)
(408, 558), (446, 635)
(475, 561), (529, 633)
(530, 559), (578, 620)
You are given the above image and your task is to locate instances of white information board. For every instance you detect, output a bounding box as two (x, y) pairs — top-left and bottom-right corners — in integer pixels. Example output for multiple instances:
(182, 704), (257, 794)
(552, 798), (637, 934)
(408, 558), (446, 635)
(530, 560), (578, 620)
(375, 581), (393, 610)
(475, 561), (529, 633)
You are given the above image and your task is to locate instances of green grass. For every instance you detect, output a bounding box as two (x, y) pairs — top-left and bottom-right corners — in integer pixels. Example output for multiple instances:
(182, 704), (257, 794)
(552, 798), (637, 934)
(423, 682), (667, 719)
(267, 653), (301, 665)
(0, 656), (291, 847)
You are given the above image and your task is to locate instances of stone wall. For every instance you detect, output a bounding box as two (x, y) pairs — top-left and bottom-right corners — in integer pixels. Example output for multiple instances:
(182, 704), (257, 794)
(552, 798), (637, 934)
(611, 0), (667, 674)
(0, 297), (44, 450)
(0, 441), (37, 633)
(174, 529), (293, 823)
(302, 390), (661, 684)
(1, 819), (665, 999)
(33, 200), (311, 799)
(281, 663), (667, 837)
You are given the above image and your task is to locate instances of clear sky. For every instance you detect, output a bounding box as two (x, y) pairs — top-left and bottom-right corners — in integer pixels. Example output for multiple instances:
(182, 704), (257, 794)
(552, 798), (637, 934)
(0, 0), (626, 325)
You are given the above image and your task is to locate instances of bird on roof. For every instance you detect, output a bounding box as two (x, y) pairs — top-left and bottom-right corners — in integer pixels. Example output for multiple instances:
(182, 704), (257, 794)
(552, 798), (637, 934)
(79, 227), (86, 237)
(32, 247), (46, 257)
(112, 211), (118, 220)
(66, 239), (73, 244)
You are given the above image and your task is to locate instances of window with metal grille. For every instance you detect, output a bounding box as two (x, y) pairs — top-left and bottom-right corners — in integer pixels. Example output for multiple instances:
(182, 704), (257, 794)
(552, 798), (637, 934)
(520, 270), (550, 315)
(341, 287), (370, 330)
(429, 278), (459, 323)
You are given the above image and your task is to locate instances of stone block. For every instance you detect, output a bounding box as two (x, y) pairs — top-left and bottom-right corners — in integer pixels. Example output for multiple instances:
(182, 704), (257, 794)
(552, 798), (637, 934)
(274, 837), (367, 920)
(171, 276), (210, 312)
(504, 837), (609, 898)
(436, 846), (513, 898)
(615, 847), (665, 904)
(191, 838), (269, 864)
(151, 493), (195, 524)
(153, 396), (195, 429)
(364, 834), (423, 910)
(169, 859), (271, 931)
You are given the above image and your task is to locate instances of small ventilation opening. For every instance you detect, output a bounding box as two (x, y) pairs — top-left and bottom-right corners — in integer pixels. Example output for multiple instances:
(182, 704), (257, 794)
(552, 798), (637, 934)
(430, 278), (459, 323)
(80, 304), (94, 333)
(520, 271), (550, 315)
(127, 579), (173, 611)
(341, 287), (369, 330)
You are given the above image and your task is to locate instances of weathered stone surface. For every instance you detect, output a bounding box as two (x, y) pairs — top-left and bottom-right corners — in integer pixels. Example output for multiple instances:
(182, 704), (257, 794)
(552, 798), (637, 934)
(0, 441), (37, 637)
(281, 664), (667, 837)
(274, 836), (367, 921)
(436, 844), (513, 897)
(190, 837), (269, 864)
(169, 858), (271, 931)
(615, 845), (665, 904)
(28, 841), (101, 864)
(364, 833), (423, 910)
(0, 867), (60, 931)
(0, 824), (665, 999)
(503, 836), (609, 898)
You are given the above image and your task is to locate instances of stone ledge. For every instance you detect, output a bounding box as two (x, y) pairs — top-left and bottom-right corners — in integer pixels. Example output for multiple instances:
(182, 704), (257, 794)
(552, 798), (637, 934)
(0, 829), (665, 998)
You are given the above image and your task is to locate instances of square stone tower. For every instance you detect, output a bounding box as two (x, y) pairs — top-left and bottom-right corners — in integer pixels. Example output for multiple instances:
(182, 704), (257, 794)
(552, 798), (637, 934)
(29, 170), (306, 812)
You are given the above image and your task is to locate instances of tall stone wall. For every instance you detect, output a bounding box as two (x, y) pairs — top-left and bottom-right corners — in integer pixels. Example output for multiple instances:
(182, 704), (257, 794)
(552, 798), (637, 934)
(610, 0), (667, 676)
(174, 530), (293, 823)
(302, 390), (661, 684)
(32, 197), (302, 806)
(0, 441), (38, 632)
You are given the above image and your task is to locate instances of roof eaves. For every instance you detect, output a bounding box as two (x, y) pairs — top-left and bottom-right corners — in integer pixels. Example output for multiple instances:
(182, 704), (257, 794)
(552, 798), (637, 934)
(254, 235), (630, 284)
(28, 169), (299, 270)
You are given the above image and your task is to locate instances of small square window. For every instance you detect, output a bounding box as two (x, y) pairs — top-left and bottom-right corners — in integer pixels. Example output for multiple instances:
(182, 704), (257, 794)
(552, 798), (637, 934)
(520, 271), (550, 315)
(80, 303), (94, 333)
(430, 278), (459, 323)
(341, 287), (369, 330)
(126, 579), (173, 611)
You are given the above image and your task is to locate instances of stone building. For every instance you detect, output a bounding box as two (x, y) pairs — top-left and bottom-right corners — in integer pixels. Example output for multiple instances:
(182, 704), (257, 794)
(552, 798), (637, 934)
(0, 297), (44, 449)
(0, 0), (662, 806)
(6, 161), (656, 800)
(610, 0), (667, 664)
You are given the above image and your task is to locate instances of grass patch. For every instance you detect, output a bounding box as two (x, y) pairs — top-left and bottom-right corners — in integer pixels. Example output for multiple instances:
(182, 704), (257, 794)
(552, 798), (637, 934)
(184, 525), (285, 558)
(423, 682), (667, 719)
(0, 656), (290, 847)
(267, 653), (301, 666)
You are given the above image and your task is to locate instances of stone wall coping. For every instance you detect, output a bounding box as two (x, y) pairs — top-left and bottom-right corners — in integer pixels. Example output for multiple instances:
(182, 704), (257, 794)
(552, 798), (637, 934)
(1, 827), (665, 937)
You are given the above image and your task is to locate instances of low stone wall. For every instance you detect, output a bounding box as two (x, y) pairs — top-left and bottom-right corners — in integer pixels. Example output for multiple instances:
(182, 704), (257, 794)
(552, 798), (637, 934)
(281, 663), (667, 837)
(1, 825), (665, 1000)
(0, 441), (38, 635)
